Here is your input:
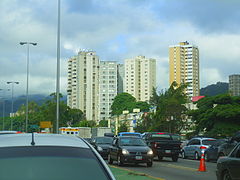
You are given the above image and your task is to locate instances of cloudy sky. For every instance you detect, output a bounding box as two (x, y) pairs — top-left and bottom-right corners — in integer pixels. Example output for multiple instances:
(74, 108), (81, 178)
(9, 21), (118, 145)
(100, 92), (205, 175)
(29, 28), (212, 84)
(0, 0), (240, 96)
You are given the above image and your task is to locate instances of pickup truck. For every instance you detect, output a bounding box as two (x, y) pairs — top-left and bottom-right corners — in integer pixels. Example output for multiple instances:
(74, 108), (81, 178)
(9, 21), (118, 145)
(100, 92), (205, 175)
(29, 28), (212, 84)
(142, 132), (181, 162)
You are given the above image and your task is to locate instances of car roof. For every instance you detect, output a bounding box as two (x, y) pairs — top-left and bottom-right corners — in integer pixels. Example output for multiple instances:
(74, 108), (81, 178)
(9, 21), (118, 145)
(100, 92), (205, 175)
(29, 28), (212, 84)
(118, 132), (141, 134)
(0, 133), (89, 148)
(191, 137), (216, 140)
(118, 136), (142, 139)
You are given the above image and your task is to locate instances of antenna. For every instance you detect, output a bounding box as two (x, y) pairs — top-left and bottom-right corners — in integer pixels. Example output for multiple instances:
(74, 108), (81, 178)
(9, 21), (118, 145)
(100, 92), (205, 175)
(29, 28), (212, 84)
(31, 132), (35, 146)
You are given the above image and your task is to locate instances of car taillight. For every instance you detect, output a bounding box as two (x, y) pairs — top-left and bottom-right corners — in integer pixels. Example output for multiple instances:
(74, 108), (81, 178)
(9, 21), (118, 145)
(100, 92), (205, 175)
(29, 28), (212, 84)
(200, 146), (207, 149)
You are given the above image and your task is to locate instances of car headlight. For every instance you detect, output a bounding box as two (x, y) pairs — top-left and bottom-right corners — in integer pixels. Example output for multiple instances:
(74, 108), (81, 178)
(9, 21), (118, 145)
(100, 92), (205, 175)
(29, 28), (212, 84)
(147, 149), (153, 155)
(97, 146), (103, 151)
(122, 149), (129, 155)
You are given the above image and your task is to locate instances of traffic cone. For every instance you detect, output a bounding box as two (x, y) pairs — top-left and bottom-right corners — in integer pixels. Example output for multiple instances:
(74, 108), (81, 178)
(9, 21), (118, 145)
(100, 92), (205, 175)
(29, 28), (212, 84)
(198, 152), (206, 172)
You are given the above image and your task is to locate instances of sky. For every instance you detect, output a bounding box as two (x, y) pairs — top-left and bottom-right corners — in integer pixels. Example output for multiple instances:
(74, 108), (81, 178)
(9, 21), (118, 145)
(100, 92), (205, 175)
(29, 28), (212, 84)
(0, 0), (240, 96)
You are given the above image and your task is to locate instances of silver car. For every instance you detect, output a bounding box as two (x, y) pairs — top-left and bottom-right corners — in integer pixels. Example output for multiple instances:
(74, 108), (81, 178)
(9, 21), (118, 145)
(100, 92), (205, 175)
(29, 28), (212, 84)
(182, 137), (216, 160)
(0, 133), (115, 180)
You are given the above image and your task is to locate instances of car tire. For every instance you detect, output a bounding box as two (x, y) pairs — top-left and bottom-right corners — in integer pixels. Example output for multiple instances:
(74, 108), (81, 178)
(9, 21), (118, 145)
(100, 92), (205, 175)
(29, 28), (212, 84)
(194, 152), (200, 160)
(108, 154), (113, 164)
(172, 156), (178, 162)
(117, 155), (124, 166)
(147, 161), (153, 167)
(222, 170), (232, 180)
(158, 155), (163, 161)
(182, 151), (187, 159)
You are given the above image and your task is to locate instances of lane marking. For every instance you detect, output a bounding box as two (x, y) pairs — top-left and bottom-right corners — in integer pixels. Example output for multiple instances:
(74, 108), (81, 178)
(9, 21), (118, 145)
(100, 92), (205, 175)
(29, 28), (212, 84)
(159, 164), (197, 172)
(109, 165), (166, 180)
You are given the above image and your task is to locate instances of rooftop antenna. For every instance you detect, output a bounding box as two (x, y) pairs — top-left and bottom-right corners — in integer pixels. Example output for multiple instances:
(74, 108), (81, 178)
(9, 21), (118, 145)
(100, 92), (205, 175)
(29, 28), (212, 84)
(31, 132), (35, 146)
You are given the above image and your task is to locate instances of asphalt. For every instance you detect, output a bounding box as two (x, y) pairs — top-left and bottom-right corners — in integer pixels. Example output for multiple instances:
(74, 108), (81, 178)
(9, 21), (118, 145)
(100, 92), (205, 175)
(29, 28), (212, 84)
(109, 157), (217, 180)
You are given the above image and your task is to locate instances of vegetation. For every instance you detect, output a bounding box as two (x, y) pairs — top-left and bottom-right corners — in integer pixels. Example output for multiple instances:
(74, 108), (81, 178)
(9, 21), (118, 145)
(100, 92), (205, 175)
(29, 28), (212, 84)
(111, 93), (150, 115)
(1, 93), (85, 132)
(189, 94), (240, 138)
(136, 82), (189, 133)
(200, 82), (228, 96)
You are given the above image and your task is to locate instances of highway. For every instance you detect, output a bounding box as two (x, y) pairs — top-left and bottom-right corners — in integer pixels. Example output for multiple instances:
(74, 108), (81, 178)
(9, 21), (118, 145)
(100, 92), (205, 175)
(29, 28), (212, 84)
(110, 157), (217, 180)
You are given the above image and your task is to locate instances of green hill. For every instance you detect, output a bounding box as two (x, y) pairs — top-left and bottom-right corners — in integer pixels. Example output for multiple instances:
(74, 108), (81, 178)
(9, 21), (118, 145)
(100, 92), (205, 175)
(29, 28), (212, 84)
(200, 82), (229, 96)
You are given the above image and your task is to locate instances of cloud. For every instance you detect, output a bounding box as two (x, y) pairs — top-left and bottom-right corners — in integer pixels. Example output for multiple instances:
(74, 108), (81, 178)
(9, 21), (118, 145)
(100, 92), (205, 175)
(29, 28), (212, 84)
(0, 0), (240, 97)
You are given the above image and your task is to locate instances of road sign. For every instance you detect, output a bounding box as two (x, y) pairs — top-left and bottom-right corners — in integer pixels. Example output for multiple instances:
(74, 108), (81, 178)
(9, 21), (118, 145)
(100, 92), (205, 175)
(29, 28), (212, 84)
(40, 121), (52, 128)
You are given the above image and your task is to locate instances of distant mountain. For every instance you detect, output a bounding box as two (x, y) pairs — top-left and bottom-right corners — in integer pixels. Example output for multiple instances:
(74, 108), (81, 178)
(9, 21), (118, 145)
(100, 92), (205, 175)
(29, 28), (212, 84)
(200, 82), (229, 96)
(0, 94), (67, 117)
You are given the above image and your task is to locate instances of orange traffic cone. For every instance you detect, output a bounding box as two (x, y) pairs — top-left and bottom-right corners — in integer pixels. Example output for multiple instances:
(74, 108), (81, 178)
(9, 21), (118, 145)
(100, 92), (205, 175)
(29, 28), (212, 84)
(198, 152), (206, 172)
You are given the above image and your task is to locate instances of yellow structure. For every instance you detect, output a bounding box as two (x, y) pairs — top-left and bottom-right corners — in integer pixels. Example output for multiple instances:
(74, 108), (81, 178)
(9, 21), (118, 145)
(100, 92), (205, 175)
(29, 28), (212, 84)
(169, 41), (200, 97)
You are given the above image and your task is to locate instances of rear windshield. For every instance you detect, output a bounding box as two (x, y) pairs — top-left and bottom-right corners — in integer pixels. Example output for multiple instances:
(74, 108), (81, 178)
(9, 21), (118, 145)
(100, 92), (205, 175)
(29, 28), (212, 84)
(202, 139), (217, 145)
(96, 137), (113, 144)
(151, 134), (171, 140)
(0, 146), (111, 180)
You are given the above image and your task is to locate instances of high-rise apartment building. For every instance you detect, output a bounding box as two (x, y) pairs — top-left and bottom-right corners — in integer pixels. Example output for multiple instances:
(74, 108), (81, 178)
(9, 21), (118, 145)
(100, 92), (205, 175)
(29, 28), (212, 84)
(67, 50), (99, 121)
(124, 56), (156, 102)
(229, 74), (240, 96)
(117, 64), (124, 94)
(99, 61), (118, 121)
(169, 41), (200, 97)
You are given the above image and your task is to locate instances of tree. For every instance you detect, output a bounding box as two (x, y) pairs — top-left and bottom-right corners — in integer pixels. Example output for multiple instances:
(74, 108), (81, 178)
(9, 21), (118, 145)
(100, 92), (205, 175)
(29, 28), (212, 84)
(111, 93), (136, 115)
(118, 121), (129, 132)
(12, 93), (85, 132)
(98, 120), (108, 127)
(141, 82), (189, 133)
(189, 94), (240, 137)
(78, 120), (96, 127)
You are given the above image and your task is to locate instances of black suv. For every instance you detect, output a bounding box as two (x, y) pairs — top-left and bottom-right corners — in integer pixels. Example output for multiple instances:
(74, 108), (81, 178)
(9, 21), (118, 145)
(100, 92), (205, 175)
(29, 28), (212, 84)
(142, 132), (181, 162)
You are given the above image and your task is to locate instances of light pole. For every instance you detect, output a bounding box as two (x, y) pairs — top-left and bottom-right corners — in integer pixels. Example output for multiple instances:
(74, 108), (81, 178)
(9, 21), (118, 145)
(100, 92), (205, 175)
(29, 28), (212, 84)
(56, 0), (61, 133)
(0, 89), (10, 130)
(7, 81), (19, 130)
(20, 42), (37, 133)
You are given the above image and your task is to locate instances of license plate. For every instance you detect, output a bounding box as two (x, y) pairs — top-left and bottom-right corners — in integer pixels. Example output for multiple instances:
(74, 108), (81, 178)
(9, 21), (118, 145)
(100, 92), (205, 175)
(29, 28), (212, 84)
(136, 156), (142, 160)
(165, 150), (171, 153)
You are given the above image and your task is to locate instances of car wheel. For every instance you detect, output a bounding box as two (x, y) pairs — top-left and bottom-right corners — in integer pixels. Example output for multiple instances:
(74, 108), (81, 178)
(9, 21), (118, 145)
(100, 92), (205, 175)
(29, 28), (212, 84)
(147, 161), (153, 167)
(194, 152), (200, 160)
(223, 170), (232, 180)
(182, 151), (187, 159)
(108, 154), (113, 164)
(117, 155), (124, 166)
(172, 155), (178, 162)
(158, 155), (163, 161)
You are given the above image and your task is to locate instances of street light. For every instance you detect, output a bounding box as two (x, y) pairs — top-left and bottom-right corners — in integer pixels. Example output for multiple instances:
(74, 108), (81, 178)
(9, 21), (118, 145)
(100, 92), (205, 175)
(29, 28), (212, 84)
(20, 41), (37, 133)
(0, 89), (10, 130)
(56, 0), (61, 133)
(6, 81), (19, 130)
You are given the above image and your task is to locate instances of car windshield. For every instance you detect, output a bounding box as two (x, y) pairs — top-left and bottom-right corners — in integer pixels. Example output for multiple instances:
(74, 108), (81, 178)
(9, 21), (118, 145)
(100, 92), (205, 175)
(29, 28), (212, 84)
(150, 133), (171, 140)
(0, 146), (110, 180)
(202, 139), (217, 145)
(96, 137), (113, 144)
(120, 138), (146, 146)
(171, 135), (181, 141)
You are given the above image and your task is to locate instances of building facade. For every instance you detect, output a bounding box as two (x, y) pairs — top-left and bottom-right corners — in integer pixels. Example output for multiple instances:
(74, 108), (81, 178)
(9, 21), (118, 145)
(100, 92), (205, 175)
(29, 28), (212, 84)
(99, 61), (118, 121)
(229, 74), (240, 96)
(67, 50), (99, 121)
(169, 41), (200, 97)
(117, 64), (124, 94)
(124, 56), (156, 102)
